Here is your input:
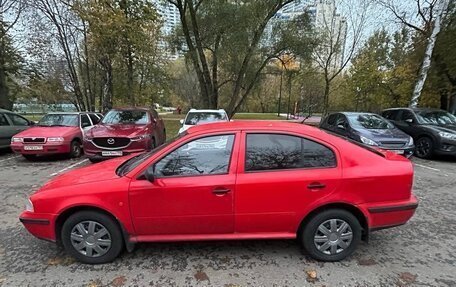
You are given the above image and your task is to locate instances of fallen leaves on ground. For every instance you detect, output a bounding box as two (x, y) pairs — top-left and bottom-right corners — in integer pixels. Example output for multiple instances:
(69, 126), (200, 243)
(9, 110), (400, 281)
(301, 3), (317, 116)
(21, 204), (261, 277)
(194, 271), (210, 282)
(306, 269), (318, 283)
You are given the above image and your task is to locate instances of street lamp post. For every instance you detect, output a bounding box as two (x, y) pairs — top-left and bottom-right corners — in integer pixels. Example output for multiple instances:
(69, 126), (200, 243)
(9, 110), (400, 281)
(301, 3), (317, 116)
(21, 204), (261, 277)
(277, 70), (283, 117)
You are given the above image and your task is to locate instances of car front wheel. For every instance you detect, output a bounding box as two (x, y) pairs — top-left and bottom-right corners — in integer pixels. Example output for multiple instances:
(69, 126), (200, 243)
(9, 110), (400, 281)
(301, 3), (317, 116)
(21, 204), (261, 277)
(301, 209), (361, 262)
(69, 140), (82, 158)
(61, 211), (123, 264)
(415, 137), (434, 159)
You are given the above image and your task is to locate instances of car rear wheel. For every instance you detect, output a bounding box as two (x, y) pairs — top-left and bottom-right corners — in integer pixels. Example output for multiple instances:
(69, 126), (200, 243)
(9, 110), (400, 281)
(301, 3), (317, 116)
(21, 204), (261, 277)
(61, 211), (123, 264)
(301, 209), (361, 262)
(69, 140), (82, 158)
(415, 137), (433, 159)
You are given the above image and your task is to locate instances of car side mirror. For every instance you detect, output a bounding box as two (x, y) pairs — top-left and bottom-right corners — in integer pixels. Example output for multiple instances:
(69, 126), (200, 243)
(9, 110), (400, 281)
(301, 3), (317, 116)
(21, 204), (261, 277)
(405, 118), (413, 124)
(29, 121), (36, 126)
(179, 119), (184, 125)
(144, 166), (155, 182)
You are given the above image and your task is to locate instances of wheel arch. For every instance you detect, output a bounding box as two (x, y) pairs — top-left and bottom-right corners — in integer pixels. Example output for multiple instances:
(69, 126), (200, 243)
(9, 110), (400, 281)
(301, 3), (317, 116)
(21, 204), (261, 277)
(297, 202), (369, 241)
(54, 205), (133, 251)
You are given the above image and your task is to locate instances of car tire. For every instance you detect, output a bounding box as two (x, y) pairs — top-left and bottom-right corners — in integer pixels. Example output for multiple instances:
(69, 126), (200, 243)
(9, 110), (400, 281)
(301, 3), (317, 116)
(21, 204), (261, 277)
(22, 154), (36, 161)
(301, 209), (361, 262)
(69, 140), (82, 158)
(151, 137), (156, 149)
(415, 137), (434, 159)
(61, 211), (123, 264)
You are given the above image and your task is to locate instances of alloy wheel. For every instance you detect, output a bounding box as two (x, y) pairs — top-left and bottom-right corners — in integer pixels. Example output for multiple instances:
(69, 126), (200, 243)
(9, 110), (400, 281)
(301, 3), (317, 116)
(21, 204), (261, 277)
(313, 219), (353, 255)
(416, 138), (431, 158)
(70, 221), (112, 258)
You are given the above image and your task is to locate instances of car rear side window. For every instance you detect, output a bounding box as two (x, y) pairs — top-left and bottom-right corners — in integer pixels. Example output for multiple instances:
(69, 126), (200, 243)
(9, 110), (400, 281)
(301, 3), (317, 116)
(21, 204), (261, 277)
(327, 114), (337, 126)
(155, 134), (235, 177)
(81, 114), (92, 127)
(245, 134), (336, 172)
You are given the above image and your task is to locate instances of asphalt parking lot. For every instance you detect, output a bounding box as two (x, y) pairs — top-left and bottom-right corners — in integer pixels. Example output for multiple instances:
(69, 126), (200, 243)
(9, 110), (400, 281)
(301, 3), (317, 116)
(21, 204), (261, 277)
(0, 151), (455, 287)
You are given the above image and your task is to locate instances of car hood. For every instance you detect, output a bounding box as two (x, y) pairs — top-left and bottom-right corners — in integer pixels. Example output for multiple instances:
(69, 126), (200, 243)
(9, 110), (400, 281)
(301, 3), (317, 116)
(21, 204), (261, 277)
(16, 126), (77, 137)
(88, 124), (149, 138)
(355, 128), (410, 142)
(37, 157), (129, 192)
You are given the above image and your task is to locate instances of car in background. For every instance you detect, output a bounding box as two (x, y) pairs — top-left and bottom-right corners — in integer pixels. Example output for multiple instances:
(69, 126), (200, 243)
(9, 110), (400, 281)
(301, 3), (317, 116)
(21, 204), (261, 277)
(178, 109), (229, 134)
(0, 109), (35, 149)
(10, 112), (98, 160)
(20, 121), (417, 264)
(320, 112), (415, 157)
(83, 108), (166, 163)
(382, 108), (456, 158)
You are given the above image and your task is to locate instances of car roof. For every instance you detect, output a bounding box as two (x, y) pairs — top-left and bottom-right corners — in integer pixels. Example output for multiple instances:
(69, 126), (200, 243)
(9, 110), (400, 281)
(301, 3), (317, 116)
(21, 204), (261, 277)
(111, 107), (151, 111)
(382, 107), (445, 113)
(186, 120), (319, 134)
(47, 112), (90, 115)
(188, 109), (227, 113)
(339, 112), (378, 116)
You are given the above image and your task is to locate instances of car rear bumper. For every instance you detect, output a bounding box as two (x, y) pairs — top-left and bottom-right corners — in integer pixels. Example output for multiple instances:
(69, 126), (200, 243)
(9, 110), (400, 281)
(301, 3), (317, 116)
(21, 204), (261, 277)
(11, 143), (71, 155)
(358, 194), (418, 232)
(19, 211), (57, 242)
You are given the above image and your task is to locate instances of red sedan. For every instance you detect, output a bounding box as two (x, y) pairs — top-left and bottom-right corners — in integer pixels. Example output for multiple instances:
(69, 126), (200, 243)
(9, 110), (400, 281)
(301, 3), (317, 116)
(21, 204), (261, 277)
(83, 108), (166, 163)
(11, 112), (100, 160)
(20, 121), (418, 264)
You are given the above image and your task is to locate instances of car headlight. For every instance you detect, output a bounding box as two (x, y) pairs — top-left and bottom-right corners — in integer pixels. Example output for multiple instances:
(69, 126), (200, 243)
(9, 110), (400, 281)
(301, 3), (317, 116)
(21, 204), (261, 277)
(25, 198), (34, 212)
(11, 137), (22, 143)
(408, 137), (414, 146)
(360, 136), (378, 146)
(47, 137), (64, 142)
(131, 134), (150, 141)
(439, 132), (456, 140)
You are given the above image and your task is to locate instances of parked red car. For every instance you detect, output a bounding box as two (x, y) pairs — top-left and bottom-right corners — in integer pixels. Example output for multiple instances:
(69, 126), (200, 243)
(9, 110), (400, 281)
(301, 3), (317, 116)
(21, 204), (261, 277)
(83, 108), (166, 163)
(20, 121), (418, 264)
(11, 112), (101, 160)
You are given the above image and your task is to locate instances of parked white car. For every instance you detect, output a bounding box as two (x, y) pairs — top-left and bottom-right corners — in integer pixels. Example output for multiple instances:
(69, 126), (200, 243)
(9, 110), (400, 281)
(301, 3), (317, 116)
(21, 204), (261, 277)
(178, 109), (229, 134)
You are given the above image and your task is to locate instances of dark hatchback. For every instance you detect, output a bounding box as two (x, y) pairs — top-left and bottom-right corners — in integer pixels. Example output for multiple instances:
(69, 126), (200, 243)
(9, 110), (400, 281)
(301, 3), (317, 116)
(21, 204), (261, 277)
(382, 108), (456, 158)
(320, 112), (415, 157)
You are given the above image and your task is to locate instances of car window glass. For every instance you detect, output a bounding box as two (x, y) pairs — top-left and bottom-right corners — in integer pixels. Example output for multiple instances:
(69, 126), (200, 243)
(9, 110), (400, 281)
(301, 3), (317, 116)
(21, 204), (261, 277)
(102, 110), (149, 124)
(89, 113), (100, 124)
(327, 114), (337, 126)
(400, 111), (414, 122)
(154, 134), (235, 177)
(245, 134), (336, 172)
(0, 114), (10, 126)
(38, 114), (79, 127)
(335, 115), (347, 126)
(185, 112), (226, 125)
(8, 114), (29, 126)
(81, 114), (92, 127)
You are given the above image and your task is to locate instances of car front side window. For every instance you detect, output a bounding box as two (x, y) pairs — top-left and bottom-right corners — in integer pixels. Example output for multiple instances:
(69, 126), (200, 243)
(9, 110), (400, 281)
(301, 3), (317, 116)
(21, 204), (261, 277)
(245, 134), (336, 172)
(154, 134), (235, 177)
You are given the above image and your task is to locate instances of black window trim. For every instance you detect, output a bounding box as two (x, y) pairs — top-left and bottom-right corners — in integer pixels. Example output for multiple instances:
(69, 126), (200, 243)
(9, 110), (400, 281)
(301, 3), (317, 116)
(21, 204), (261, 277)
(6, 113), (30, 126)
(144, 132), (238, 180)
(243, 132), (338, 174)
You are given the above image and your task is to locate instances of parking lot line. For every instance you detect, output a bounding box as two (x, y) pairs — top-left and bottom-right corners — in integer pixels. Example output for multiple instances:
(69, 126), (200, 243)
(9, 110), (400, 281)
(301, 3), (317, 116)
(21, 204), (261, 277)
(0, 155), (20, 163)
(49, 159), (89, 177)
(414, 163), (440, 172)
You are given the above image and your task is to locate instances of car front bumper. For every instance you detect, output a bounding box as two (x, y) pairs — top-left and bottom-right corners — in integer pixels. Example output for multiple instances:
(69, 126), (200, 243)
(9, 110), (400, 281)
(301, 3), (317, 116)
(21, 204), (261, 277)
(19, 211), (57, 242)
(434, 138), (456, 156)
(11, 143), (71, 155)
(84, 139), (149, 161)
(379, 146), (415, 158)
(358, 194), (419, 232)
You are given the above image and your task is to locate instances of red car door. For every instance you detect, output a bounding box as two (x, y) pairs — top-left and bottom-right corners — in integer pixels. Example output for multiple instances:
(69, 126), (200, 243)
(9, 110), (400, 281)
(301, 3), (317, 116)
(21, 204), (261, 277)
(234, 132), (342, 234)
(129, 132), (240, 236)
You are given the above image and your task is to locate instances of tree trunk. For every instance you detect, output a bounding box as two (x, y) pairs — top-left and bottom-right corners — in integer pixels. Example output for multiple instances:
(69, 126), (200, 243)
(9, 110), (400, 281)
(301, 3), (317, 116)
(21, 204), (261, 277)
(100, 56), (113, 113)
(322, 78), (330, 117)
(410, 0), (450, 107)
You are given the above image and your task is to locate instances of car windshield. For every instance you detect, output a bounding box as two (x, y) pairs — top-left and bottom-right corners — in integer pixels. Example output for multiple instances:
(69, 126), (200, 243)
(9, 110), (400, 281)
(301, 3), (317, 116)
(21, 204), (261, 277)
(347, 114), (394, 129)
(38, 114), (79, 127)
(102, 110), (149, 124)
(184, 112), (226, 125)
(116, 132), (188, 176)
(415, 110), (456, 125)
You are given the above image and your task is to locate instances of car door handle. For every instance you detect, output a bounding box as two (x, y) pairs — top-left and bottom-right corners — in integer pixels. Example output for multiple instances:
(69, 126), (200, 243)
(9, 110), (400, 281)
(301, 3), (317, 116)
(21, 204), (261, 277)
(307, 183), (326, 190)
(212, 188), (231, 196)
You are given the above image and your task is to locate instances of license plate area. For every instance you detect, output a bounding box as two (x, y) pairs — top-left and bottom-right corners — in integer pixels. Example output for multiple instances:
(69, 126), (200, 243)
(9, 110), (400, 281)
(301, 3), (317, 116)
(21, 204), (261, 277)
(101, 151), (123, 156)
(389, 150), (404, 154)
(24, 145), (43, 151)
